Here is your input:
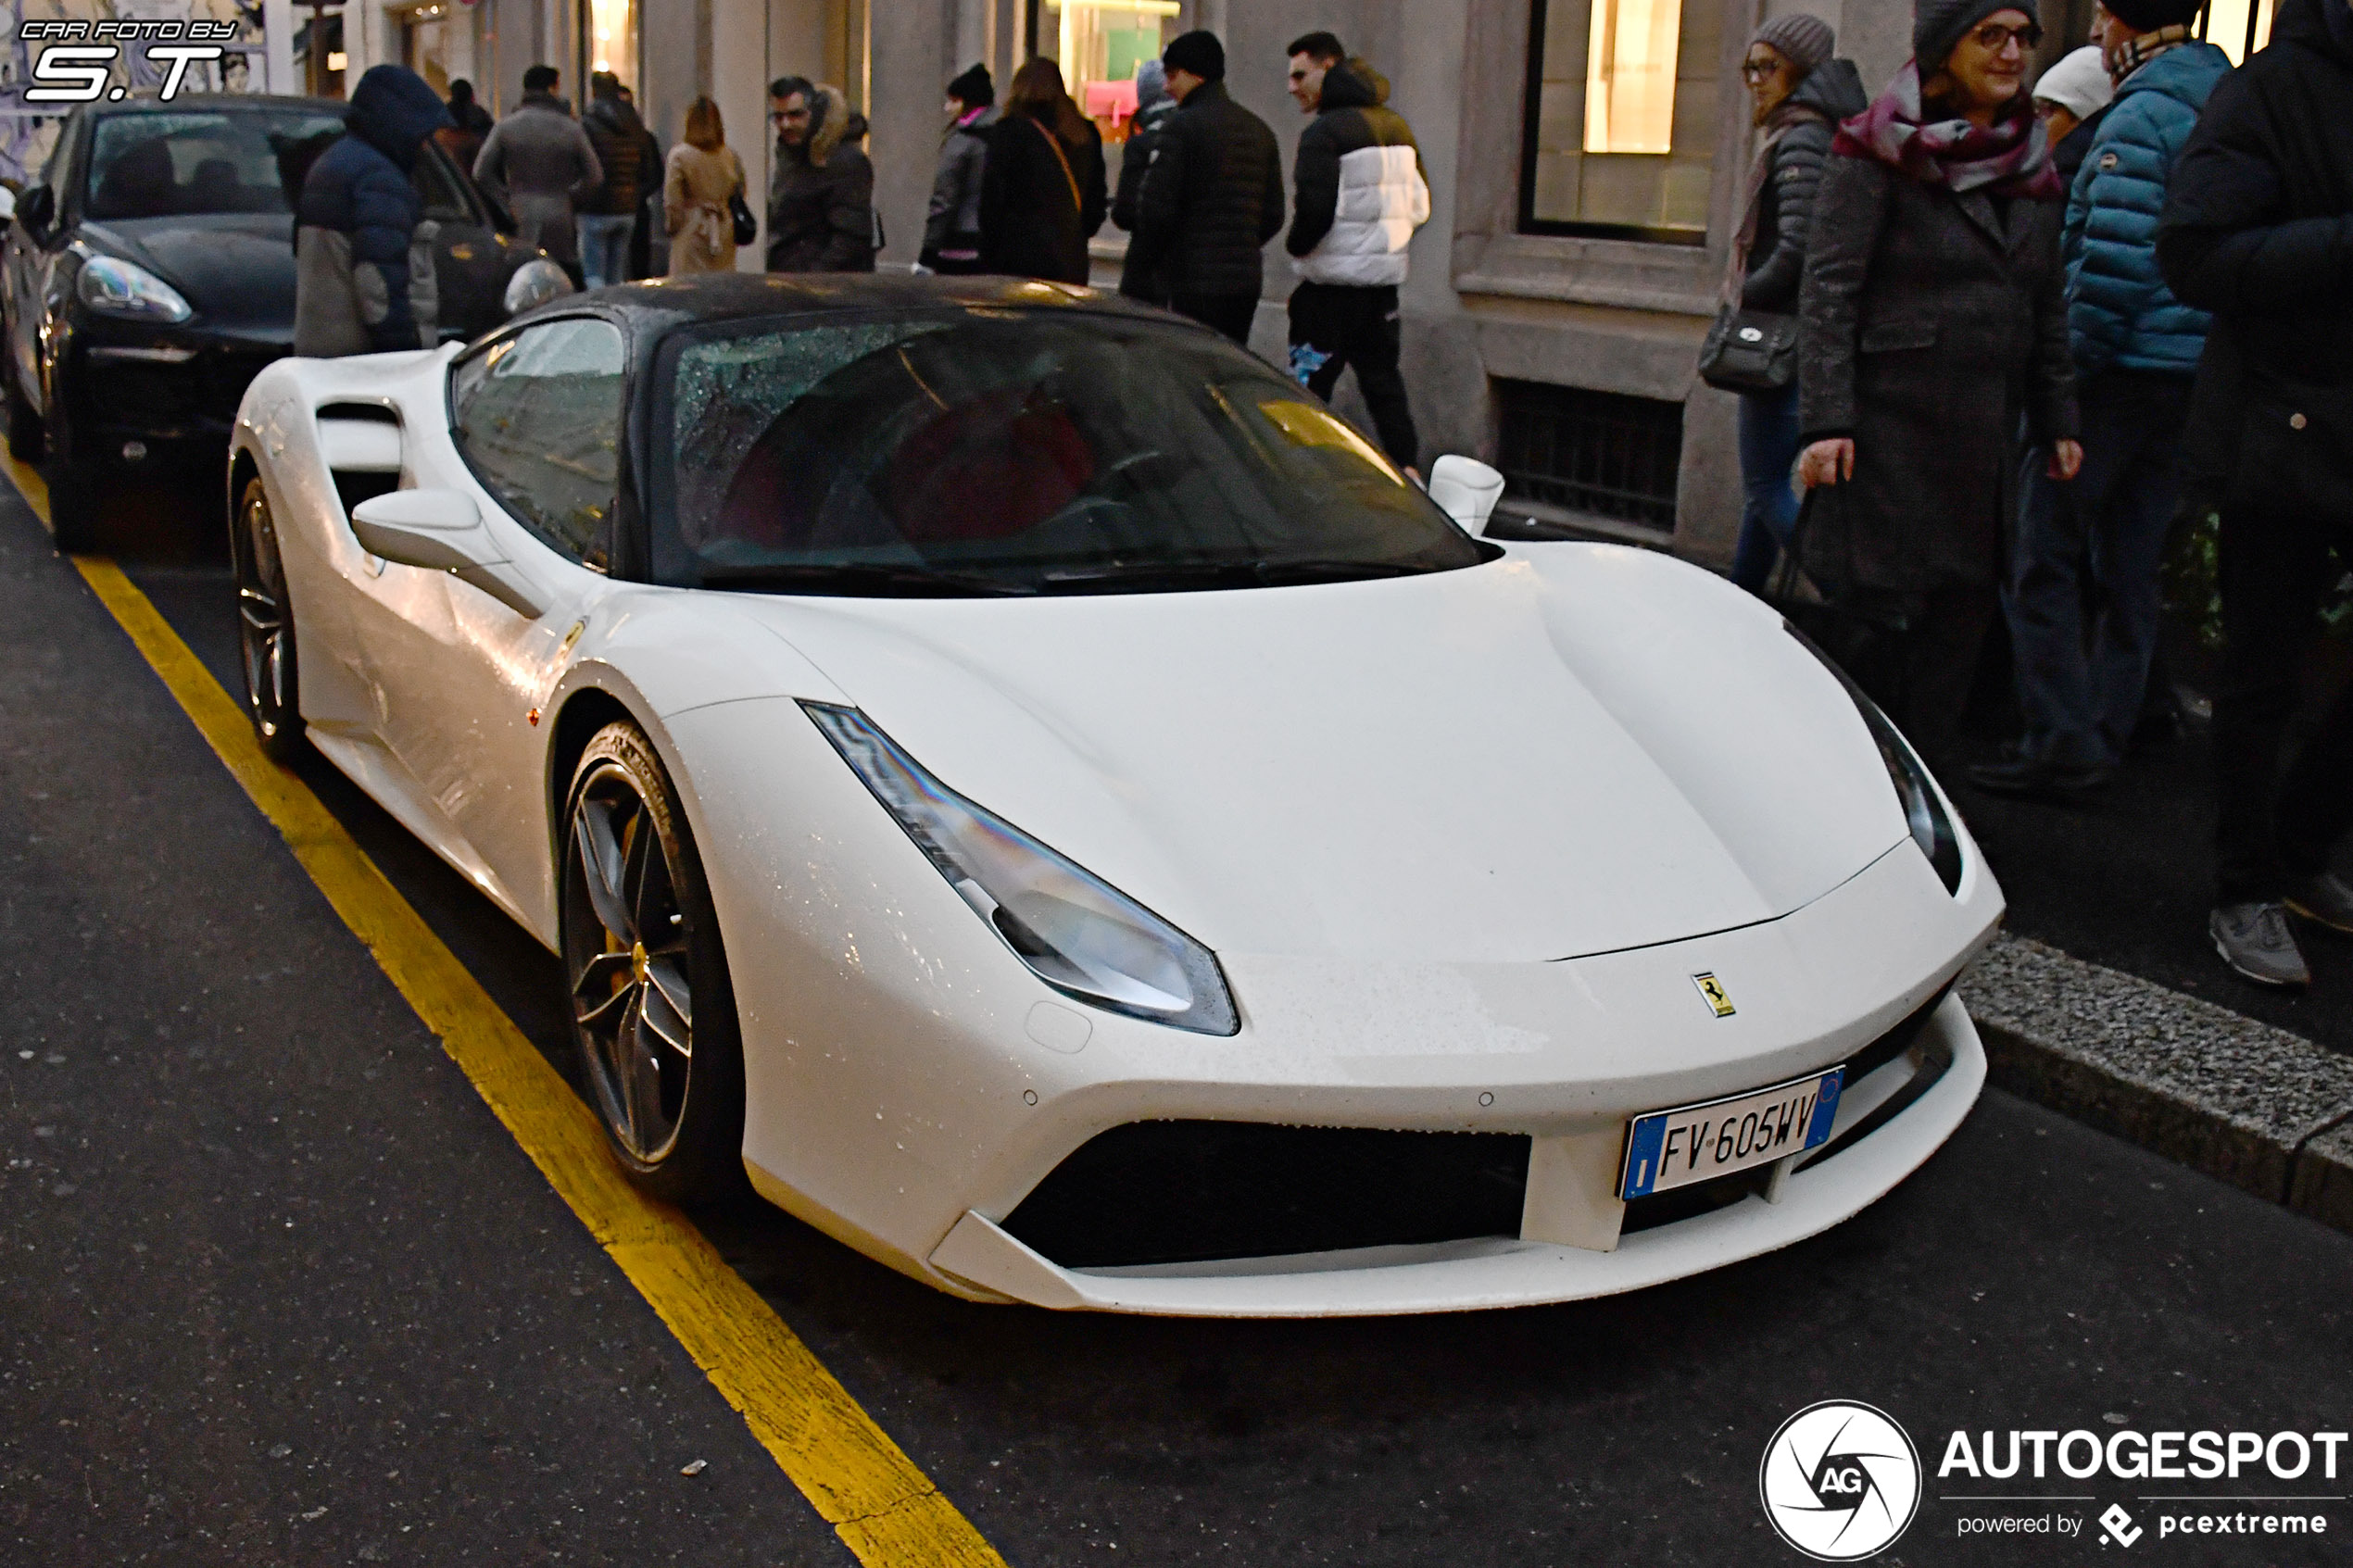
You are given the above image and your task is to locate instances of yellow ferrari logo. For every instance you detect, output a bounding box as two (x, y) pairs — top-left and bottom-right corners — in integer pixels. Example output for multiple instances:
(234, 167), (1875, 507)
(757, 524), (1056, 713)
(1692, 972), (1736, 1018)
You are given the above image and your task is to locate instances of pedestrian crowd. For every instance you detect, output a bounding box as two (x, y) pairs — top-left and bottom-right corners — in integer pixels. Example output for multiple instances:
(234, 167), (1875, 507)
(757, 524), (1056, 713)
(1710, 0), (2352, 991)
(289, 11), (2348, 994)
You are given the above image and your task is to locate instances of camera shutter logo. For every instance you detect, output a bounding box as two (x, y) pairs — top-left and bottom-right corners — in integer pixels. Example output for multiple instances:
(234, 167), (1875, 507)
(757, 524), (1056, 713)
(1758, 1400), (1921, 1561)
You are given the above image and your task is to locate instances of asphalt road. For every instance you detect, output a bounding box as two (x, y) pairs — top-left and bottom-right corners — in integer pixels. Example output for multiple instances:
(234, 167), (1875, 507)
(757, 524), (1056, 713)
(6, 483), (2353, 1565)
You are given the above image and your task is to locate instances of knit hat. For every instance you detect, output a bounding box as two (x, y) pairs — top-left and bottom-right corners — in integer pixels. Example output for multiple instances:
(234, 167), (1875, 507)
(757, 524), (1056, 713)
(2102, 0), (2201, 31)
(2031, 44), (2113, 117)
(1913, 0), (2032, 71)
(1135, 57), (1168, 107)
(947, 63), (992, 107)
(1752, 13), (1836, 75)
(1162, 30), (1226, 82)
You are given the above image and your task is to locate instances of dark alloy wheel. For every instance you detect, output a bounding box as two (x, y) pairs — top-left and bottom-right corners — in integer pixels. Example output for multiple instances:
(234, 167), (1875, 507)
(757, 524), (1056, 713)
(560, 721), (745, 1202)
(232, 475), (305, 761)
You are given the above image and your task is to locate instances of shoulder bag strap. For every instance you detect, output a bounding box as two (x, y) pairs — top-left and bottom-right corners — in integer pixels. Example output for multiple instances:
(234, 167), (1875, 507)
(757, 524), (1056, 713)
(1029, 117), (1082, 216)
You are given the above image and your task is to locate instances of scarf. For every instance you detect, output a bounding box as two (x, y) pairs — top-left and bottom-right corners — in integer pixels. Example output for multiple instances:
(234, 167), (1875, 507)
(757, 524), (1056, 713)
(1831, 61), (2061, 197)
(2108, 24), (2193, 82)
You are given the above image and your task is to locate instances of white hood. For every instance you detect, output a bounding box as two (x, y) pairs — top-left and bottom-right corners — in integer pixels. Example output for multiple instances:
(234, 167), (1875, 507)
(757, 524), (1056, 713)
(724, 546), (1911, 965)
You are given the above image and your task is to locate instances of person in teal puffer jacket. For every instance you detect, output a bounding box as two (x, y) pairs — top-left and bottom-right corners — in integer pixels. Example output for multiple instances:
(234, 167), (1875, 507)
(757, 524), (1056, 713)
(1971, 0), (2230, 801)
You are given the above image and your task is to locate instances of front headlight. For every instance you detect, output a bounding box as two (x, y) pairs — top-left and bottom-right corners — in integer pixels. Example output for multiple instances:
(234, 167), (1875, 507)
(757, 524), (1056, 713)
(1784, 624), (1964, 895)
(77, 255), (192, 323)
(803, 703), (1239, 1035)
(503, 257), (573, 316)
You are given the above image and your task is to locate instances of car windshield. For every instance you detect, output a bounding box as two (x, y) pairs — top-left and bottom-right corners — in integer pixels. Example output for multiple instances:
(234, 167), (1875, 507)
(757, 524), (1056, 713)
(653, 310), (1490, 595)
(84, 109), (348, 220)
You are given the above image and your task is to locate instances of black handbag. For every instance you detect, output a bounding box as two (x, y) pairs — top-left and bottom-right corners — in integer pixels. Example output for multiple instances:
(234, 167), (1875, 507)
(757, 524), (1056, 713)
(1698, 307), (1800, 395)
(728, 190), (758, 248)
(1766, 483), (1917, 714)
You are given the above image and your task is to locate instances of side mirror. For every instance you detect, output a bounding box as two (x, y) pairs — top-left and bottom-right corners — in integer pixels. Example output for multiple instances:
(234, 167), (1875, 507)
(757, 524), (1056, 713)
(349, 488), (547, 617)
(17, 183), (53, 239)
(503, 257), (573, 317)
(1428, 455), (1506, 536)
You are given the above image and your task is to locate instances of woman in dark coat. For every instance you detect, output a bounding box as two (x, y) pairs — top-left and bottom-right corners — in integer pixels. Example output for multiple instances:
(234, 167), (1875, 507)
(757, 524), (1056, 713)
(979, 58), (1108, 284)
(1796, 0), (2081, 768)
(1727, 14), (1866, 593)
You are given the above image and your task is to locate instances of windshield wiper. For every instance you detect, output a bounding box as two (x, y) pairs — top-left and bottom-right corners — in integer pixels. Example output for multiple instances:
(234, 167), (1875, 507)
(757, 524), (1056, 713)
(1036, 558), (1431, 592)
(704, 563), (1036, 597)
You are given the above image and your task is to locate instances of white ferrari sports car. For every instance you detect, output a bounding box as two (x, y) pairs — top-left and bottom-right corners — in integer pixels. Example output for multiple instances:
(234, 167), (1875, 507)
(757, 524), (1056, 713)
(227, 274), (2001, 1317)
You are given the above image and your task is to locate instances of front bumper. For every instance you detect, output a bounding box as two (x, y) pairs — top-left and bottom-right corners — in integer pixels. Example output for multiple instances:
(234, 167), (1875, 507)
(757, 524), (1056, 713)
(66, 324), (285, 455)
(922, 993), (1982, 1315)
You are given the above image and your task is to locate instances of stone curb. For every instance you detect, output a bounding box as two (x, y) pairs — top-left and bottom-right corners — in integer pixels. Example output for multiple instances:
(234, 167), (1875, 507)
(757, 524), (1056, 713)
(1958, 933), (2353, 1227)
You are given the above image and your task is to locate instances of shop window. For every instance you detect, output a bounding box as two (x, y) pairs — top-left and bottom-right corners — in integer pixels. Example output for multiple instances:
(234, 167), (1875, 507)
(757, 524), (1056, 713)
(296, 12), (345, 98)
(1519, 0), (1720, 243)
(1493, 380), (1683, 531)
(1035, 1), (1178, 212)
(399, 2), (459, 95)
(2195, 0), (2274, 62)
(585, 0), (638, 89)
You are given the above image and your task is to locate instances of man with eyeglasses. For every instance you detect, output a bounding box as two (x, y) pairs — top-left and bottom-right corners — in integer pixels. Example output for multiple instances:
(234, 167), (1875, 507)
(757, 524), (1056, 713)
(1286, 30), (1346, 115)
(765, 75), (876, 273)
(2158, 0), (2353, 988)
(1281, 34), (1428, 474)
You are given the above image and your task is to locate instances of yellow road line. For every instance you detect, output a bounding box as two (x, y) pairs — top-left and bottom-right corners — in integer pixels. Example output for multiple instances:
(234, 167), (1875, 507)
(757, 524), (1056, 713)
(10, 459), (1006, 1568)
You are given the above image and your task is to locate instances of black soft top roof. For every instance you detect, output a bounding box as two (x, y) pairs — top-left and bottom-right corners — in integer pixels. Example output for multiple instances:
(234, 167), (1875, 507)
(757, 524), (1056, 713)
(518, 270), (1198, 352)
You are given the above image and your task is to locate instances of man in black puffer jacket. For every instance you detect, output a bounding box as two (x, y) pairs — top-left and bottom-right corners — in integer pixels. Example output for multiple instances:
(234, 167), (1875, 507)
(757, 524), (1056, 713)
(1132, 31), (1284, 345)
(2156, 0), (2353, 989)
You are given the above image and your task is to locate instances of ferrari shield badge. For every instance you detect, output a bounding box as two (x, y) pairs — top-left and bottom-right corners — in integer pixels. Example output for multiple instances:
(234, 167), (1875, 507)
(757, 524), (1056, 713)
(1692, 972), (1736, 1018)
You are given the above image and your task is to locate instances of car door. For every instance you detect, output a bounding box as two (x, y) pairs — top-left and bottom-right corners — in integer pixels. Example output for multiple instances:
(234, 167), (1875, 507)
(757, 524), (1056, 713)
(348, 314), (629, 931)
(414, 140), (518, 342)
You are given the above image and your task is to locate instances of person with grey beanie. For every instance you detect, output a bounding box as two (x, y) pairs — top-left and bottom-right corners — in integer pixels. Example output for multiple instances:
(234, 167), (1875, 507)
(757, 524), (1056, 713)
(1113, 58), (1180, 303)
(1793, 0), (2080, 772)
(1726, 13), (1866, 593)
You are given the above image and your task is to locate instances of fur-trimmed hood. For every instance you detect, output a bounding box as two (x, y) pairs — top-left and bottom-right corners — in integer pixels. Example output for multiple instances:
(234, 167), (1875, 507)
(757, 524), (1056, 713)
(802, 82), (853, 168)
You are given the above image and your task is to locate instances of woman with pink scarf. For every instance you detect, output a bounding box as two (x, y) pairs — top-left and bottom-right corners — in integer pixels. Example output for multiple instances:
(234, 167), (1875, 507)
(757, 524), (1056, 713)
(1793, 0), (2082, 772)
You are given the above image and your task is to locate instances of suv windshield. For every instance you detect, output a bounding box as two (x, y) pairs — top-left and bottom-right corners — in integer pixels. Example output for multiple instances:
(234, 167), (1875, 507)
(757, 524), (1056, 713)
(84, 109), (348, 220)
(653, 310), (1489, 596)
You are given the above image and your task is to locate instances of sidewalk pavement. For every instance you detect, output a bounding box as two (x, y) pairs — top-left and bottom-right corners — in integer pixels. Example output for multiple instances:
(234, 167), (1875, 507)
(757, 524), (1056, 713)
(1963, 933), (2353, 1235)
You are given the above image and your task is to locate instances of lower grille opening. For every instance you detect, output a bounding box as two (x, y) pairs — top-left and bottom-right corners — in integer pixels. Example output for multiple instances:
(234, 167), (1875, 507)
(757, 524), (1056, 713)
(1001, 1122), (1532, 1271)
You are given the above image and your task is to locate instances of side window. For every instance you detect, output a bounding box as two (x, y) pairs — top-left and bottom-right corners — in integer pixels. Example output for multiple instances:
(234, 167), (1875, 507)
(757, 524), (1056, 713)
(453, 318), (625, 566)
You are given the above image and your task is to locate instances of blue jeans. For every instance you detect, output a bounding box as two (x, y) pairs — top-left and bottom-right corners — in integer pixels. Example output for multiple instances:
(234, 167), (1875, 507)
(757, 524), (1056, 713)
(2004, 370), (2195, 768)
(576, 213), (635, 290)
(1731, 383), (1803, 593)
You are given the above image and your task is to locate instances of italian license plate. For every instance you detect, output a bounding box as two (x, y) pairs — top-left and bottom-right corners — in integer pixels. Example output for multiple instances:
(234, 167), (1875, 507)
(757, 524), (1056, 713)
(1618, 1068), (1845, 1200)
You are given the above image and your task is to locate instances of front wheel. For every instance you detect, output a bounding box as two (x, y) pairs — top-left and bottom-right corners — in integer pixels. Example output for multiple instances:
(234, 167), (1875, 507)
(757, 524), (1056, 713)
(560, 721), (746, 1203)
(41, 395), (98, 553)
(232, 474), (304, 761)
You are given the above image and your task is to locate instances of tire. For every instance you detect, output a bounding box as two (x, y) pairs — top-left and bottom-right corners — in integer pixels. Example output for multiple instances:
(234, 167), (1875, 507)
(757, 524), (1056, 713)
(231, 474), (306, 762)
(5, 364), (42, 464)
(560, 721), (747, 1203)
(41, 397), (98, 553)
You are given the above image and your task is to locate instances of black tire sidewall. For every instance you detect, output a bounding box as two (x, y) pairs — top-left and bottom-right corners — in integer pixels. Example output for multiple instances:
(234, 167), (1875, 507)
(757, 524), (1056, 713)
(235, 475), (304, 760)
(561, 720), (747, 1204)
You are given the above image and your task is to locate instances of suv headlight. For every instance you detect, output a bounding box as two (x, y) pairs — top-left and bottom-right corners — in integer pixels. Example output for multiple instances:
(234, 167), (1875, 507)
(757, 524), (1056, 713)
(804, 702), (1239, 1035)
(1785, 624), (1964, 894)
(77, 255), (192, 323)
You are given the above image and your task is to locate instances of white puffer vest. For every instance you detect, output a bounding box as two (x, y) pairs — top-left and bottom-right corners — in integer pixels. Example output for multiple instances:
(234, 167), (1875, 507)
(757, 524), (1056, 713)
(1295, 144), (1430, 287)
